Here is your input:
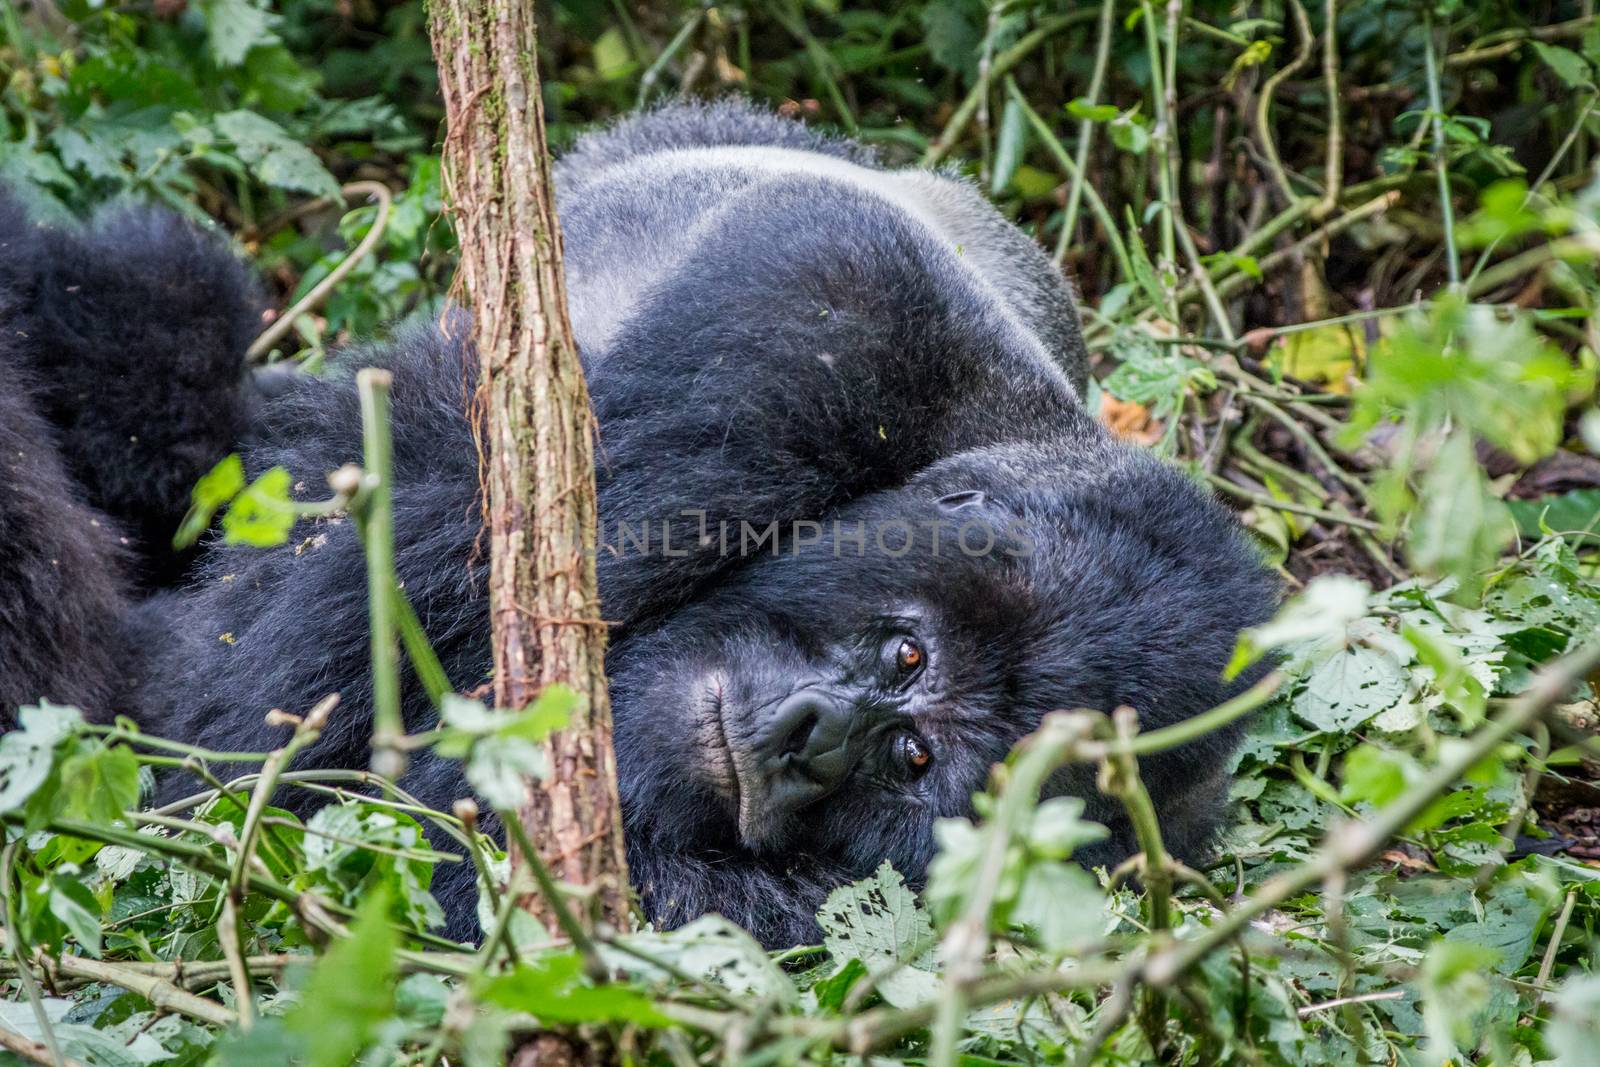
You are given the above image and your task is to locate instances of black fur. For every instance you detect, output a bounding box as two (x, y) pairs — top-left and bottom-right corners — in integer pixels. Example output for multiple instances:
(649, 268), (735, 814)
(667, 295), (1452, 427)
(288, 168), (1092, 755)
(0, 189), (261, 583)
(0, 99), (1278, 947)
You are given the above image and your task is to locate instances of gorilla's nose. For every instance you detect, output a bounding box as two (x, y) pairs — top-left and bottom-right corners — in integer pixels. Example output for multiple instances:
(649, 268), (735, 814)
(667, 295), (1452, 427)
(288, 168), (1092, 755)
(762, 688), (857, 797)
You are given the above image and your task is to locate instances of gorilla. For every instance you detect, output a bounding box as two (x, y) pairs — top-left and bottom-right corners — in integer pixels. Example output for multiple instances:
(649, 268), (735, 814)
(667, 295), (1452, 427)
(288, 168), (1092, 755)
(0, 99), (1276, 947)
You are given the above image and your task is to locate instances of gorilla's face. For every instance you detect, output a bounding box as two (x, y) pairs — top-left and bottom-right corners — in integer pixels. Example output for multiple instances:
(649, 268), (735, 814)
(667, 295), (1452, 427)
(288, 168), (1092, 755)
(607, 441), (1279, 927)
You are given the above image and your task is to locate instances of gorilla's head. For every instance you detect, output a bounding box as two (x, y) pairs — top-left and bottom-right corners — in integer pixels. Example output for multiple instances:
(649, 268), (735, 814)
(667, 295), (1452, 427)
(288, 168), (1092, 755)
(607, 438), (1278, 943)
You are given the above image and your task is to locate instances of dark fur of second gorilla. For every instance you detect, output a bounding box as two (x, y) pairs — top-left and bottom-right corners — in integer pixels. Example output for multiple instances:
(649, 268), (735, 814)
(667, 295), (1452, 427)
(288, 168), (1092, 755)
(0, 100), (1276, 948)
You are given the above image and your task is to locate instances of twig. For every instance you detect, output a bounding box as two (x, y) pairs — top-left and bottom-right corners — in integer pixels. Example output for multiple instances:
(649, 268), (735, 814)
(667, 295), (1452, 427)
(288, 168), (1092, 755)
(923, 12), (1096, 166)
(1055, 0), (1118, 264)
(1007, 80), (1135, 283)
(1421, 10), (1459, 288)
(1254, 0), (1314, 206)
(1297, 990), (1404, 1016)
(636, 6), (705, 107)
(498, 808), (609, 983)
(28, 946), (236, 1028)
(1536, 888), (1578, 994)
(1074, 673), (1283, 762)
(0, 841), (64, 1067)
(0, 1027), (84, 1067)
(246, 181), (394, 362)
(1143, 639), (1600, 988)
(1315, 0), (1343, 220)
(1138, 0), (1177, 271)
(1445, 15), (1597, 68)
(1103, 708), (1175, 1047)
(1210, 191), (1401, 301)
(1205, 472), (1382, 530)
(928, 713), (1098, 1067)
(356, 368), (406, 781)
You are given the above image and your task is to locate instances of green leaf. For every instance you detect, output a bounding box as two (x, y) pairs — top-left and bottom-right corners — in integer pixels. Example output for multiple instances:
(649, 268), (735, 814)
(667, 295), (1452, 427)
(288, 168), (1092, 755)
(221, 465), (299, 547)
(0, 703), (83, 818)
(303, 804), (443, 931)
(56, 744), (140, 826)
(199, 0), (278, 66)
(812, 957), (867, 1012)
(286, 887), (398, 1067)
(1293, 645), (1406, 732)
(1339, 743), (1414, 807)
(1025, 795), (1107, 859)
(477, 952), (673, 1026)
(1409, 431), (1515, 584)
(603, 916), (790, 1000)
(499, 685), (577, 742)
(1533, 42), (1594, 88)
(1505, 488), (1600, 540)
(921, 0), (981, 79)
(174, 454), (246, 549)
(466, 738), (548, 809)
(1010, 862), (1104, 952)
(989, 95), (1027, 198)
(817, 862), (940, 1009)
(215, 110), (341, 201)
(1065, 98), (1118, 122)
(1227, 575), (1370, 678)
(48, 876), (102, 957)
(592, 27), (635, 81)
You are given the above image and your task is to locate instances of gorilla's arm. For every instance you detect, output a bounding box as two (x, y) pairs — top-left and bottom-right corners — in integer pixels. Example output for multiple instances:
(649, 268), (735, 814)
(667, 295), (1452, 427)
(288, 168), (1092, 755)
(627, 843), (849, 949)
(0, 191), (261, 582)
(0, 369), (128, 715)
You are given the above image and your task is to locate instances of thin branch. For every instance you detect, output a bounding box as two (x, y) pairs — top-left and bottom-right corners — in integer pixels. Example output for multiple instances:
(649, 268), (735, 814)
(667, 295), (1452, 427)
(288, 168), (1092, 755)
(246, 181), (394, 362)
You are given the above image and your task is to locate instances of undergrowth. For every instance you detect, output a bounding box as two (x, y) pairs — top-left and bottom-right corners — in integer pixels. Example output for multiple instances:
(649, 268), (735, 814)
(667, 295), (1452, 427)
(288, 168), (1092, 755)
(3, 0), (1600, 1064)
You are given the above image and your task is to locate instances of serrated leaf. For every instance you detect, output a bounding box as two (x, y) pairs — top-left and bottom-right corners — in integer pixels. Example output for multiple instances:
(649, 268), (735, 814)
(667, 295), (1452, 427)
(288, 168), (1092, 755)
(817, 862), (939, 1008)
(215, 110), (341, 201)
(1292, 645), (1406, 732)
(199, 0), (278, 66)
(1010, 862), (1104, 951)
(1228, 575), (1370, 678)
(1409, 431), (1515, 583)
(466, 737), (547, 809)
(0, 703), (82, 817)
(921, 0), (981, 79)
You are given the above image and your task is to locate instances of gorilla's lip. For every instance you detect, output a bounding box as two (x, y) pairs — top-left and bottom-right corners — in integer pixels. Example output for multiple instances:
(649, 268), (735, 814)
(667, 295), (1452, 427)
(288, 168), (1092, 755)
(699, 675), (742, 812)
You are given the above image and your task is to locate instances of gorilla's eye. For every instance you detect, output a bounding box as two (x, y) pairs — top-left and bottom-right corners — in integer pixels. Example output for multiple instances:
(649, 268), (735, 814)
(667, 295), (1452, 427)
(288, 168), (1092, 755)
(893, 732), (932, 776)
(894, 638), (925, 676)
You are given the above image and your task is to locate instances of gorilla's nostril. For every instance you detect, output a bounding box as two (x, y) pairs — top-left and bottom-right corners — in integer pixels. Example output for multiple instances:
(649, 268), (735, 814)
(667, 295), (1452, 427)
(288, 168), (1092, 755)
(762, 689), (856, 794)
(779, 711), (819, 759)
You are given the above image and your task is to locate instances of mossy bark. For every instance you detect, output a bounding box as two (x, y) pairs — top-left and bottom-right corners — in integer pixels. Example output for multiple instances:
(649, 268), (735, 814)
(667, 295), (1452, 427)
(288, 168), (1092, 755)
(427, 0), (629, 954)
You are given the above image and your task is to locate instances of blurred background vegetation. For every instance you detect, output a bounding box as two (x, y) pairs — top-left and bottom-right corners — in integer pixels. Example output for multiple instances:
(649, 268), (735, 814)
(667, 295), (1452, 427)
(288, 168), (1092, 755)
(6, 3), (1600, 1064)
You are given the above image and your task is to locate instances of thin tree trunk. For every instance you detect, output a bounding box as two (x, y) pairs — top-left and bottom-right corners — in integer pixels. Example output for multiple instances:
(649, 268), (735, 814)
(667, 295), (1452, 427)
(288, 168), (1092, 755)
(427, 0), (629, 944)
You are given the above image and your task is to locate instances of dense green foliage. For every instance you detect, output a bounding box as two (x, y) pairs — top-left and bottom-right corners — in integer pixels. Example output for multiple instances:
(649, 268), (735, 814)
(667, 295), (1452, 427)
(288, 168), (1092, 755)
(4, 0), (1600, 1064)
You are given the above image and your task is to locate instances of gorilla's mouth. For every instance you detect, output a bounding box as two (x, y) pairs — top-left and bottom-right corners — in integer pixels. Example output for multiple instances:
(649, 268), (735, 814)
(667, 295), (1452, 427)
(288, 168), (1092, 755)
(696, 676), (796, 850)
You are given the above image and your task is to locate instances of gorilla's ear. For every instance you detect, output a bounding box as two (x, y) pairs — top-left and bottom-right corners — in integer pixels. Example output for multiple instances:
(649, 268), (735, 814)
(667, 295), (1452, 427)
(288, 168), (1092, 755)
(936, 490), (987, 512)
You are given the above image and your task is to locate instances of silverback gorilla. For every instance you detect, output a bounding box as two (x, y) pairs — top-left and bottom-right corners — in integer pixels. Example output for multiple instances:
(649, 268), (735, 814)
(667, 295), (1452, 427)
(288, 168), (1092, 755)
(0, 99), (1277, 947)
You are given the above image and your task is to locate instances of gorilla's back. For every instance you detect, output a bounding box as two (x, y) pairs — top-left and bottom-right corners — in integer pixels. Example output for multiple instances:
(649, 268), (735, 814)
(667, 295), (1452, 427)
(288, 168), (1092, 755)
(553, 99), (1089, 395)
